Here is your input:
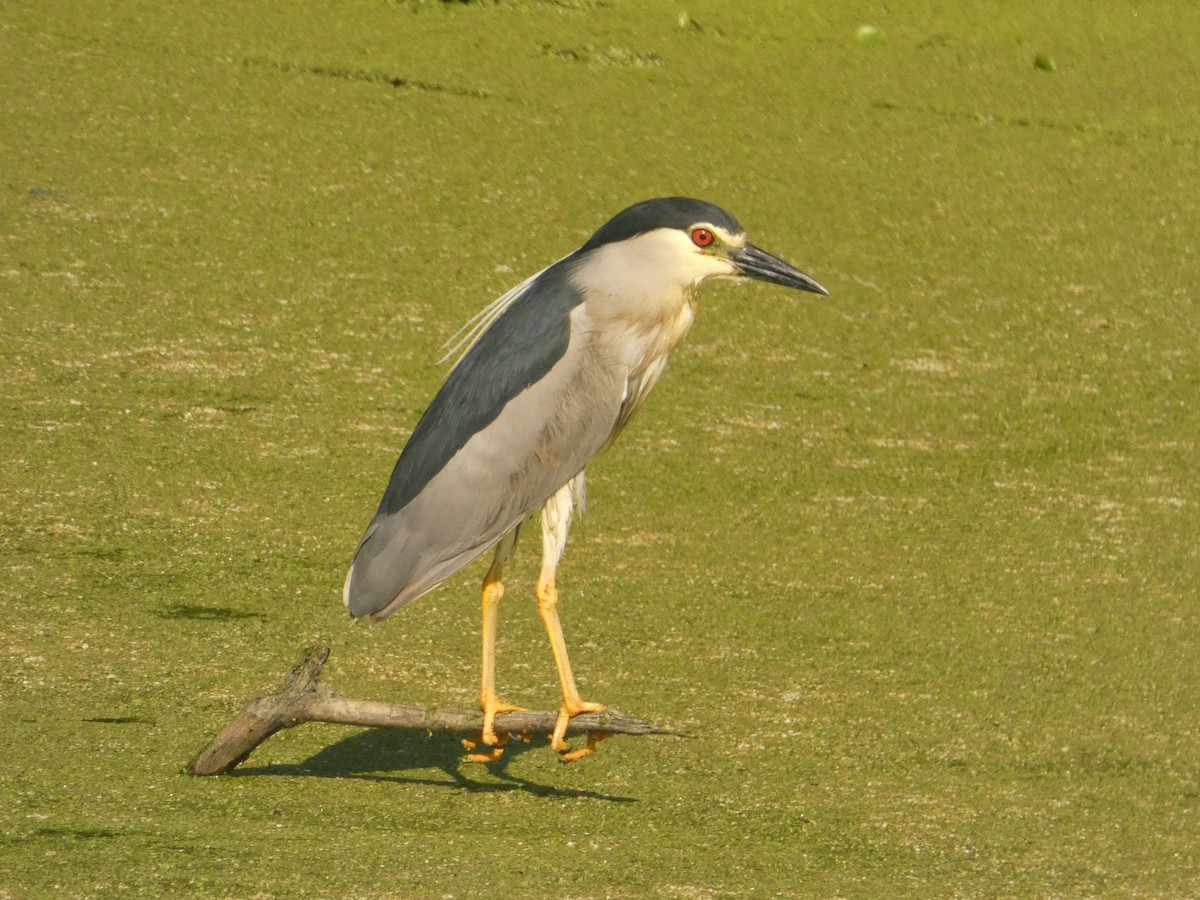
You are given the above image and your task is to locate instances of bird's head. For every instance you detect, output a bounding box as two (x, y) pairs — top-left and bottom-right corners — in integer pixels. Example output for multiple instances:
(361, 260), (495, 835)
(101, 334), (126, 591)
(577, 197), (828, 299)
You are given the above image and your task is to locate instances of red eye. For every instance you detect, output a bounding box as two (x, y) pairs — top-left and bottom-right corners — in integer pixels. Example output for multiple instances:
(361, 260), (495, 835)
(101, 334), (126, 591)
(691, 228), (715, 248)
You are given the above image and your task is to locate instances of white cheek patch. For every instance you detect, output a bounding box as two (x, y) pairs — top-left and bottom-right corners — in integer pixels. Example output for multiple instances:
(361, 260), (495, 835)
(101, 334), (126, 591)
(576, 228), (738, 305)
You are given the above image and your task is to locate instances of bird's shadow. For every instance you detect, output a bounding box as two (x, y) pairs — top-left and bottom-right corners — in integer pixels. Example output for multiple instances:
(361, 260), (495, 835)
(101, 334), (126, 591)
(231, 727), (637, 802)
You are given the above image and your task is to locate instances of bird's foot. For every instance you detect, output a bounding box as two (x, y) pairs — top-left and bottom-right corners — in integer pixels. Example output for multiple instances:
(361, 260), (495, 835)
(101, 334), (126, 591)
(550, 699), (604, 760)
(463, 731), (508, 763)
(559, 731), (611, 762)
(462, 697), (527, 762)
(481, 697), (527, 745)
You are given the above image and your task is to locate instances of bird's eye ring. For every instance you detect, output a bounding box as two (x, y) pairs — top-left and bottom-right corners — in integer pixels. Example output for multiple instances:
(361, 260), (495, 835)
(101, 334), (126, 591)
(691, 228), (715, 248)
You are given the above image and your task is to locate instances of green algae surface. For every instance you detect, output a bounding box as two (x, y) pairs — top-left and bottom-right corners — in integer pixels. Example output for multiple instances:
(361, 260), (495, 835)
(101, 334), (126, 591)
(2, 1), (1199, 896)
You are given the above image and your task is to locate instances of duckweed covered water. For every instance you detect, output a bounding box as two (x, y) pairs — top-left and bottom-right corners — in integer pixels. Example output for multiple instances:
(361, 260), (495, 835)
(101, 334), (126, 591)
(3, 1), (1198, 895)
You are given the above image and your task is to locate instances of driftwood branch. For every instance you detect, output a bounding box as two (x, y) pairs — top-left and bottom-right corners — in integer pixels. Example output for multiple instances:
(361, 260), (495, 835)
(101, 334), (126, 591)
(187, 644), (661, 776)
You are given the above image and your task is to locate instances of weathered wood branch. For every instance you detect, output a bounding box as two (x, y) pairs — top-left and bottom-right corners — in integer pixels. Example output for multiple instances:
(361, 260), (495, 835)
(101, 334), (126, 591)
(186, 644), (661, 776)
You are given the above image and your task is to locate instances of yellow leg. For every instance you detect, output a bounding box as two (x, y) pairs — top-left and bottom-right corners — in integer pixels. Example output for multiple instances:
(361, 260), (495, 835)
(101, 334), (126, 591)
(465, 530), (524, 762)
(538, 477), (602, 758)
(538, 573), (603, 754)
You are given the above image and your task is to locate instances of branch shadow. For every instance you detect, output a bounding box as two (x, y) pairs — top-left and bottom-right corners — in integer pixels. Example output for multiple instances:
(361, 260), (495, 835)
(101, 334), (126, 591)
(231, 727), (638, 802)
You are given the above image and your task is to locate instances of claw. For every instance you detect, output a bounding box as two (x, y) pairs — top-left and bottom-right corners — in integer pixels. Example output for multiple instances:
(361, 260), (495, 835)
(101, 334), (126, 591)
(549, 699), (604, 753)
(558, 731), (611, 763)
(464, 731), (508, 763)
(481, 698), (526, 746)
(466, 746), (506, 763)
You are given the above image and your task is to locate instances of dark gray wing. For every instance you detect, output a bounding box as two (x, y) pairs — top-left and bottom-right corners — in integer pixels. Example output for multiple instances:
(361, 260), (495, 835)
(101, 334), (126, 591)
(376, 260), (580, 517)
(344, 257), (624, 620)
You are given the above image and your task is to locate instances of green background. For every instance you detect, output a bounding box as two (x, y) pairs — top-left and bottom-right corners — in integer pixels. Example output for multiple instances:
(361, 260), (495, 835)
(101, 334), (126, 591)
(2, 1), (1198, 896)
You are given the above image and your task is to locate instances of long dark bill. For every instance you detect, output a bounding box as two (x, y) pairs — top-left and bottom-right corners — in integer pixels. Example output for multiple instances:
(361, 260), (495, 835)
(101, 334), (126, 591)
(734, 243), (829, 295)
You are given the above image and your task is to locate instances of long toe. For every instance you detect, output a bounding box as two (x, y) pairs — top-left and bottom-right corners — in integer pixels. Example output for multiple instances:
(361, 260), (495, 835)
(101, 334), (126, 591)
(560, 731), (612, 763)
(550, 699), (604, 755)
(464, 731), (509, 764)
(480, 697), (527, 746)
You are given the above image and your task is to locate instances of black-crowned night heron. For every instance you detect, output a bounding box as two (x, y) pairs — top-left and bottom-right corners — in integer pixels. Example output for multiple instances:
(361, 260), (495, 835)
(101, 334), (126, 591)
(344, 197), (827, 761)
